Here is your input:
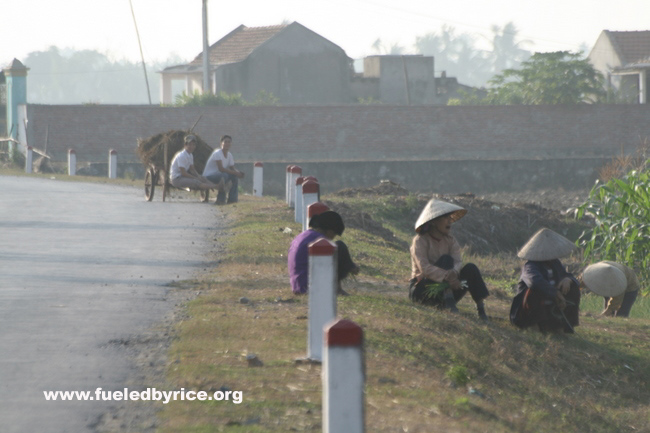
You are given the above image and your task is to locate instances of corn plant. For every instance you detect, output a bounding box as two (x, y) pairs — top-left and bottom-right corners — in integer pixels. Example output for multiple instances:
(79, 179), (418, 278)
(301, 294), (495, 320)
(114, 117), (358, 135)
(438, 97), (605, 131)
(575, 165), (650, 294)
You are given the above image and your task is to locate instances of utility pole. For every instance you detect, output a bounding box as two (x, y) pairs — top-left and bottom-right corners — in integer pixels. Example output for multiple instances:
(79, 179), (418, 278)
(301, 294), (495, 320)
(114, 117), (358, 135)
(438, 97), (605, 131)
(202, 0), (211, 94)
(129, 0), (152, 104)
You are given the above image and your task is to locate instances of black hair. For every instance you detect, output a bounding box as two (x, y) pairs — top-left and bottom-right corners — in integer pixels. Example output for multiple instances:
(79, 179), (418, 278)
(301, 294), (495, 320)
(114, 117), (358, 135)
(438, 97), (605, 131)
(221, 135), (232, 143)
(309, 211), (345, 236)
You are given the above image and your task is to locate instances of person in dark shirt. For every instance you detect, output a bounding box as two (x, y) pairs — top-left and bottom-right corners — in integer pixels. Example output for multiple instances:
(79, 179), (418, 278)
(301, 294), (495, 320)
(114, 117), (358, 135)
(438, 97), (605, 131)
(510, 228), (580, 333)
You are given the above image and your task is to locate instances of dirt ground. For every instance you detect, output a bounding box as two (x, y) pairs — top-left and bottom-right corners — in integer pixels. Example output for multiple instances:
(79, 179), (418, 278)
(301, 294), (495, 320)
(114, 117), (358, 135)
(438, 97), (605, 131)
(327, 183), (592, 256)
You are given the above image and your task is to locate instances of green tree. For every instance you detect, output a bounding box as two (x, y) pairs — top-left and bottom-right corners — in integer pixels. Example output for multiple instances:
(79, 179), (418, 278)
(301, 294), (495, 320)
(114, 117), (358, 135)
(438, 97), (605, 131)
(413, 22), (530, 88)
(487, 22), (531, 73)
(484, 51), (605, 105)
(414, 25), (489, 86)
(371, 38), (405, 55)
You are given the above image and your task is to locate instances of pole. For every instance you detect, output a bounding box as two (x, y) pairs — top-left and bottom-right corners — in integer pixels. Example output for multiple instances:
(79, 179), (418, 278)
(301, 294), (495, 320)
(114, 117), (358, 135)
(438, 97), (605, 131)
(68, 149), (76, 176)
(129, 0), (152, 105)
(289, 166), (302, 209)
(202, 0), (211, 94)
(307, 238), (337, 362)
(294, 176), (304, 223)
(302, 181), (320, 231)
(253, 162), (263, 197)
(323, 319), (365, 433)
(109, 149), (118, 179)
(25, 146), (32, 174)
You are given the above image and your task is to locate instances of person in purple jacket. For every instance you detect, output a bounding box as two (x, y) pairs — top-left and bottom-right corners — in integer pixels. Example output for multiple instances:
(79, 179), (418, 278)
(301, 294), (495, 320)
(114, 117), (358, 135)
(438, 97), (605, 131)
(510, 228), (581, 333)
(288, 211), (359, 295)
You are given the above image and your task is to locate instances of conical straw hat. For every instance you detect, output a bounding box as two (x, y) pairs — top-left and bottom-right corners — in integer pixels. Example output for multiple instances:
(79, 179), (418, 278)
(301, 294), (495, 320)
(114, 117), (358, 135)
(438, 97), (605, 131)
(517, 228), (577, 261)
(414, 199), (467, 232)
(582, 262), (627, 297)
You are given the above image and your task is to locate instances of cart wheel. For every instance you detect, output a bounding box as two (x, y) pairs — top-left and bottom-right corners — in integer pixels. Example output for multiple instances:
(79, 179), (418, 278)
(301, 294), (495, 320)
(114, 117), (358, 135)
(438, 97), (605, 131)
(144, 168), (155, 201)
(199, 189), (209, 202)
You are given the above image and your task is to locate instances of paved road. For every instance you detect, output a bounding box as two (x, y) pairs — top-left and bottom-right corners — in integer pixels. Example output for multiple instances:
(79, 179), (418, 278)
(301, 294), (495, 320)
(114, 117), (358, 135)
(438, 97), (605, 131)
(0, 176), (220, 433)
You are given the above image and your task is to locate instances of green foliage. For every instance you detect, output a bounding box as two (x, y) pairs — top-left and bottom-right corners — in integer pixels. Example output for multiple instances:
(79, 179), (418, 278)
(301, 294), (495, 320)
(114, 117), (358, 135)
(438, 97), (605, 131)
(575, 163), (650, 293)
(173, 89), (280, 107)
(446, 365), (470, 386)
(423, 281), (449, 302)
(484, 51), (606, 105)
(357, 96), (382, 105)
(174, 90), (246, 107)
(251, 89), (280, 106)
(447, 89), (491, 106)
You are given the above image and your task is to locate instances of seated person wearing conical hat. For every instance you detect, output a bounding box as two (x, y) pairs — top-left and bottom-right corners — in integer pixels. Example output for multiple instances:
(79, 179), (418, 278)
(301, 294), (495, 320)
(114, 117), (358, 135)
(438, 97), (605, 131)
(510, 228), (580, 333)
(287, 211), (360, 296)
(409, 199), (490, 320)
(582, 261), (640, 318)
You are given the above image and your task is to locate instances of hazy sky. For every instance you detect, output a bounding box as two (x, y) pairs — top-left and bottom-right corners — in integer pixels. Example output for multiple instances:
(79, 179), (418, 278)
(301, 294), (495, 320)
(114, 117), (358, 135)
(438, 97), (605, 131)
(3, 0), (650, 67)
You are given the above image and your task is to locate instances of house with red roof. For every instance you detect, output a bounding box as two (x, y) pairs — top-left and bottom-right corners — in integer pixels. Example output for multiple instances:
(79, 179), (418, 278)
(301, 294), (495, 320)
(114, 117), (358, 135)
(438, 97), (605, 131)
(159, 22), (353, 105)
(588, 30), (650, 104)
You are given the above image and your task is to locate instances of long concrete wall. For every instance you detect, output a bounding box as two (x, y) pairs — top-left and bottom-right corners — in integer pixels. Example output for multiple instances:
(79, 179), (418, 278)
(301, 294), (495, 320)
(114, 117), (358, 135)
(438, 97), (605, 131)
(23, 104), (650, 194)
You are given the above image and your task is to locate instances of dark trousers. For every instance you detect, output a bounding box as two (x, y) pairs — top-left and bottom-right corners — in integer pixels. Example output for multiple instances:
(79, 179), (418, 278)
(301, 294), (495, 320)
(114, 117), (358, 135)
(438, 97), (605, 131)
(336, 241), (356, 281)
(604, 290), (639, 317)
(512, 285), (580, 332)
(205, 173), (239, 203)
(409, 255), (489, 307)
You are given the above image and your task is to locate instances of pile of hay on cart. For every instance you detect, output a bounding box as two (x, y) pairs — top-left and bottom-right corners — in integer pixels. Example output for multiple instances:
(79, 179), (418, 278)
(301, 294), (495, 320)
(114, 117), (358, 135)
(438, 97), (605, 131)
(136, 130), (213, 173)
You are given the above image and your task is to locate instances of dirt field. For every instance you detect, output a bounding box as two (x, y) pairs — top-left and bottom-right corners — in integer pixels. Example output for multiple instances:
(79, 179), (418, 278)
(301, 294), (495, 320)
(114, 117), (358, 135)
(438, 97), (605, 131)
(326, 184), (592, 256)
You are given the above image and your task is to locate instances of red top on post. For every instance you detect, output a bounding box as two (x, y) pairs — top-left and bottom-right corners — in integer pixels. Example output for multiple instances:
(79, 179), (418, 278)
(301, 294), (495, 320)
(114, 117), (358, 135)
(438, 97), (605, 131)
(254, 162), (263, 167)
(307, 202), (329, 218)
(290, 165), (302, 174)
(286, 165), (294, 172)
(295, 176), (305, 185)
(303, 176), (318, 183)
(308, 237), (337, 256)
(302, 180), (319, 194)
(110, 149), (117, 155)
(325, 319), (363, 347)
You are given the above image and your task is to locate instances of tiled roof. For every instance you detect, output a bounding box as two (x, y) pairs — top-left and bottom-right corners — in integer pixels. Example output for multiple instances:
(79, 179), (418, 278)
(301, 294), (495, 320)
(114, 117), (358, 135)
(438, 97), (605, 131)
(606, 30), (650, 64)
(190, 24), (288, 66)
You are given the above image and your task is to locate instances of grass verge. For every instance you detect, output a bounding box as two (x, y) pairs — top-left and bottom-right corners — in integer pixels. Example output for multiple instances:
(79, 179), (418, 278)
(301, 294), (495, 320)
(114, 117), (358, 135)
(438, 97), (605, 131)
(159, 194), (650, 433)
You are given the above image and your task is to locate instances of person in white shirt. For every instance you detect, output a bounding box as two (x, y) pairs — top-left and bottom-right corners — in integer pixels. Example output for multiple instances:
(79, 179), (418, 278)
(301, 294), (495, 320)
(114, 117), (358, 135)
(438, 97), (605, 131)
(203, 135), (245, 204)
(170, 135), (218, 190)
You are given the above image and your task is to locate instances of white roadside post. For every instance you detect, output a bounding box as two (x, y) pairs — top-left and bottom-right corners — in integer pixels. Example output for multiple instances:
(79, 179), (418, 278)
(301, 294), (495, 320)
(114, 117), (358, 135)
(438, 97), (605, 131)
(253, 162), (263, 197)
(307, 238), (338, 362)
(302, 181), (320, 231)
(294, 176), (304, 223)
(303, 175), (319, 201)
(323, 319), (365, 433)
(25, 146), (33, 174)
(289, 165), (302, 209)
(68, 149), (76, 176)
(109, 149), (117, 179)
(285, 165), (294, 205)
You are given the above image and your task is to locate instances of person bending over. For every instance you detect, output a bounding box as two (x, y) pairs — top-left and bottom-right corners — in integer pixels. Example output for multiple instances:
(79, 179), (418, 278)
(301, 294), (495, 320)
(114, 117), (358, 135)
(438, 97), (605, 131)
(582, 260), (640, 318)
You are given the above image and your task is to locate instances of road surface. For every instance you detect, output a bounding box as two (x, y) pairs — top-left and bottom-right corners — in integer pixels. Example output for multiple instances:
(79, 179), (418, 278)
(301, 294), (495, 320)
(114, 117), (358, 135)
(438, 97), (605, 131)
(0, 176), (221, 432)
